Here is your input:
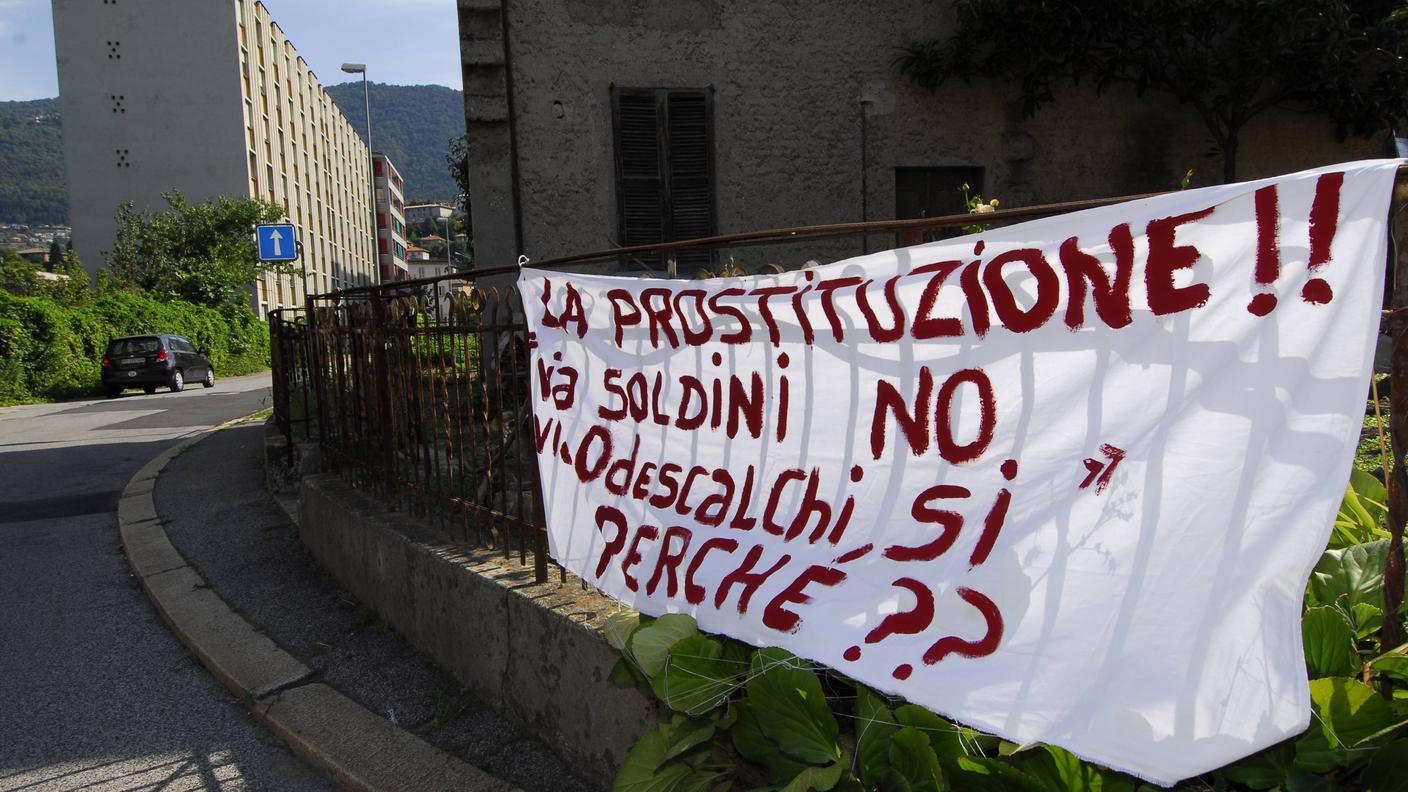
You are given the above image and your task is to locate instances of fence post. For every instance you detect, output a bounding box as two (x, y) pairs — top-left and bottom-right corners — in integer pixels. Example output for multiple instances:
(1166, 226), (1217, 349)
(1384, 175), (1408, 698)
(370, 287), (396, 503)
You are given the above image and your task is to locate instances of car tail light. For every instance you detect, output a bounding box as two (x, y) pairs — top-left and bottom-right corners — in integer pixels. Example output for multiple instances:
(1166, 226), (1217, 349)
(101, 356), (111, 367)
(156, 349), (168, 361)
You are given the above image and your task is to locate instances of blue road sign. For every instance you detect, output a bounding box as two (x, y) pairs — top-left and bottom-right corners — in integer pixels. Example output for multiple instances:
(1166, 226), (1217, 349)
(256, 223), (298, 261)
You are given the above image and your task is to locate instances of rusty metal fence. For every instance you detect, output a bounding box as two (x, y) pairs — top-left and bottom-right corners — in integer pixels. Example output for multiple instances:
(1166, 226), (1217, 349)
(269, 307), (310, 451)
(267, 180), (1408, 594)
(297, 280), (549, 579)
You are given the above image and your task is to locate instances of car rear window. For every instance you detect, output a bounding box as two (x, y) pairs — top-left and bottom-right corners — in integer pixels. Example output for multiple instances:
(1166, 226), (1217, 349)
(107, 337), (161, 356)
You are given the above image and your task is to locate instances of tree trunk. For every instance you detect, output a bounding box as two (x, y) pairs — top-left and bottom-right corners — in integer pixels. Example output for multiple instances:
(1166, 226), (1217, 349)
(1222, 132), (1238, 184)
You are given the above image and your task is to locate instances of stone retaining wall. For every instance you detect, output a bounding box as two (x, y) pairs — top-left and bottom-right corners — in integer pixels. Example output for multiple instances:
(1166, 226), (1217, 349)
(297, 472), (657, 785)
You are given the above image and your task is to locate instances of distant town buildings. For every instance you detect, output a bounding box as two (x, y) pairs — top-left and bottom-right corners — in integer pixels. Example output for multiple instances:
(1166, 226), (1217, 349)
(373, 153), (409, 281)
(404, 203), (455, 224)
(53, 0), (379, 315)
(1, 224), (71, 252)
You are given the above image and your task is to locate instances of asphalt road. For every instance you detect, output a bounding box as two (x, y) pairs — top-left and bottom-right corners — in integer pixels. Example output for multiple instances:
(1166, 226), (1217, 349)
(0, 373), (332, 791)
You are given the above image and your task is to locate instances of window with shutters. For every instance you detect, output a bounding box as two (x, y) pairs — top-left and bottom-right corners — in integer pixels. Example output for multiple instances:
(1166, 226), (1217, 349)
(612, 87), (716, 272)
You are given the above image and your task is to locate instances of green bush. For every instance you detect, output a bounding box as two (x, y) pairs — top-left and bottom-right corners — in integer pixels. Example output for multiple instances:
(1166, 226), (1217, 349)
(0, 289), (269, 404)
(606, 471), (1408, 791)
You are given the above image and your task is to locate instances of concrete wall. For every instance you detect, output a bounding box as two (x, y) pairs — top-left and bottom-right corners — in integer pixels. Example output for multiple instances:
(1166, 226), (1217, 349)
(298, 473), (657, 786)
(54, 0), (248, 279)
(460, 0), (1384, 273)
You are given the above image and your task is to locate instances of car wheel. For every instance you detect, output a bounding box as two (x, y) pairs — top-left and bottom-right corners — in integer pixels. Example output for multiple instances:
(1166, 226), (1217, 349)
(169, 370), (184, 393)
(203, 368), (215, 388)
(143, 385), (157, 395)
(103, 386), (121, 399)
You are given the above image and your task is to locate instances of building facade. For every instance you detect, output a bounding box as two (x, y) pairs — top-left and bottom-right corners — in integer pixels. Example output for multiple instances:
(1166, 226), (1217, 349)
(456, 0), (1385, 276)
(405, 203), (455, 224)
(373, 153), (409, 281)
(54, 0), (377, 315)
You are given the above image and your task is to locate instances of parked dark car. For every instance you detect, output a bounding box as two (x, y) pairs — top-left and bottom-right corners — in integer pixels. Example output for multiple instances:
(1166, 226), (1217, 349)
(100, 334), (215, 398)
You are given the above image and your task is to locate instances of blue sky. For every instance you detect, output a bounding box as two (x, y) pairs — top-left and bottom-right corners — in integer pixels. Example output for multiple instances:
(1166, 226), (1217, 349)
(0, 0), (462, 102)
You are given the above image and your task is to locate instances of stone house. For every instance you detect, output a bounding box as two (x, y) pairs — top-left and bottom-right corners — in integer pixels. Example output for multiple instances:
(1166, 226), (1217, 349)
(455, 0), (1385, 275)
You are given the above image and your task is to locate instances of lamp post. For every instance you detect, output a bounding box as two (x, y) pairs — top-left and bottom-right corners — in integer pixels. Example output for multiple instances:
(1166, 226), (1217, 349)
(341, 62), (380, 285)
(444, 215), (453, 271)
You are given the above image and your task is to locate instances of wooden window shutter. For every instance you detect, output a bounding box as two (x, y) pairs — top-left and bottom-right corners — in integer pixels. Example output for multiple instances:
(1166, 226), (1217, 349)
(612, 87), (715, 271)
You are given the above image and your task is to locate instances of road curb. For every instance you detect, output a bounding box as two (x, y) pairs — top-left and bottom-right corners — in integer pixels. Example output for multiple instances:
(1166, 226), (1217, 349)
(119, 413), (519, 792)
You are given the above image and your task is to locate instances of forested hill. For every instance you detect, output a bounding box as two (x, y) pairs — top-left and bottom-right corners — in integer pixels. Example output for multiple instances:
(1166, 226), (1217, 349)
(0, 84), (463, 226)
(0, 98), (67, 225)
(325, 82), (464, 203)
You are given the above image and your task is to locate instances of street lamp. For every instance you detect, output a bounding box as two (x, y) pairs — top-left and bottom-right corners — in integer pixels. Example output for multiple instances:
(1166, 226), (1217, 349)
(444, 214), (453, 270)
(341, 62), (380, 285)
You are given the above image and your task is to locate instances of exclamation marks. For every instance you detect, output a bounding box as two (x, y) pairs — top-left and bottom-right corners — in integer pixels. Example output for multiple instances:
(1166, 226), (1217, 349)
(1246, 171), (1344, 315)
(1303, 171), (1344, 305)
(1247, 185), (1281, 316)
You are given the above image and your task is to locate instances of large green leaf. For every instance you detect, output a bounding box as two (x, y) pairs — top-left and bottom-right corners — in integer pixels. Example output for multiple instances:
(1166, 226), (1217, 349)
(1350, 603), (1386, 640)
(674, 769), (729, 792)
(886, 727), (947, 792)
(1302, 606), (1361, 679)
(733, 700), (812, 784)
(1309, 540), (1391, 615)
(893, 704), (991, 775)
(746, 648), (842, 766)
(1220, 741), (1293, 790)
(605, 609), (642, 651)
(855, 687), (899, 785)
(1370, 651), (1408, 685)
(1294, 677), (1403, 772)
(1015, 745), (1134, 792)
(629, 614), (700, 679)
(778, 759), (846, 792)
(1284, 765), (1334, 792)
(609, 657), (649, 687)
(1333, 470), (1389, 548)
(652, 635), (737, 717)
(661, 715), (716, 764)
(950, 756), (1047, 792)
(614, 723), (694, 792)
(1360, 739), (1408, 792)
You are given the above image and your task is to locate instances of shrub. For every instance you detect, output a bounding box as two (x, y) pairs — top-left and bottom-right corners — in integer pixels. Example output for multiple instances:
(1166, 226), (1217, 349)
(0, 290), (269, 404)
(606, 471), (1408, 791)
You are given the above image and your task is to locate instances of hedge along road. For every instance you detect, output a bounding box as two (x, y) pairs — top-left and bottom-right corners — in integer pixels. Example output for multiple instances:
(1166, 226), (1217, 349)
(0, 372), (333, 791)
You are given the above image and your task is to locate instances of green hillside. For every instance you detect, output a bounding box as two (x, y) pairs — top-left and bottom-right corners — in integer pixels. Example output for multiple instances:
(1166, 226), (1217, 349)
(0, 98), (66, 225)
(325, 82), (464, 203)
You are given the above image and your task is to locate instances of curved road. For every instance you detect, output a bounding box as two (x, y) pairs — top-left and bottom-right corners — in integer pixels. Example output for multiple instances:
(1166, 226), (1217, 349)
(0, 373), (331, 791)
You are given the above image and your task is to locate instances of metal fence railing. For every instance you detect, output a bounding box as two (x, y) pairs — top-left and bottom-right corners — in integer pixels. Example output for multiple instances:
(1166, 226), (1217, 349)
(268, 177), (1408, 586)
(269, 307), (310, 462)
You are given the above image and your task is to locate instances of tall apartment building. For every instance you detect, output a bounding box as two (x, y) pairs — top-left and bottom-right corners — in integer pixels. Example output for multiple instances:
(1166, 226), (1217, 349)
(53, 0), (377, 316)
(373, 153), (409, 281)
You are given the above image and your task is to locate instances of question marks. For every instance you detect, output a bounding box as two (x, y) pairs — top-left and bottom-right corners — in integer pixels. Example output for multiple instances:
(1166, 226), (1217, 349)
(843, 461), (1017, 677)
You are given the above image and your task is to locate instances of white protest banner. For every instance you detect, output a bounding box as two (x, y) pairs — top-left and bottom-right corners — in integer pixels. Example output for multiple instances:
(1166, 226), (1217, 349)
(519, 160), (1398, 784)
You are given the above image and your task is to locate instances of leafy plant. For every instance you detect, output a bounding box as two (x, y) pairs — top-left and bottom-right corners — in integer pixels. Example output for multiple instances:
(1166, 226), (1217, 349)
(105, 190), (288, 309)
(607, 469), (1408, 791)
(0, 287), (269, 405)
(960, 183), (1000, 234)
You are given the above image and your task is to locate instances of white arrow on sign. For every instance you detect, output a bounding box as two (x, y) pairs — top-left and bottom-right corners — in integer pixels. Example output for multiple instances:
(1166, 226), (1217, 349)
(269, 229), (284, 257)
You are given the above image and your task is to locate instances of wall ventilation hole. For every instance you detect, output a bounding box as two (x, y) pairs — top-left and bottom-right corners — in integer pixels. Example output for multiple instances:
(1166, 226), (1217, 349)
(103, 0), (117, 5)
(115, 149), (130, 168)
(107, 41), (121, 59)
(110, 95), (125, 113)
